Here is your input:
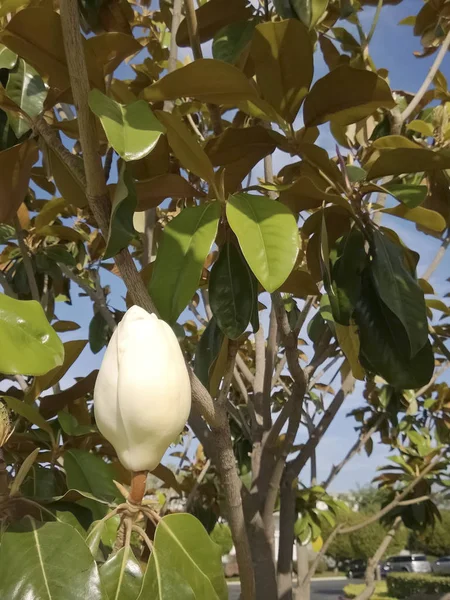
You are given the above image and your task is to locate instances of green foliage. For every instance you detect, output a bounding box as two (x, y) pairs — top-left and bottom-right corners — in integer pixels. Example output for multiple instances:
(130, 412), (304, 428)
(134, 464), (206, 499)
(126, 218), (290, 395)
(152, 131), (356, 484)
(387, 573), (450, 599)
(410, 510), (450, 556)
(210, 522), (233, 556)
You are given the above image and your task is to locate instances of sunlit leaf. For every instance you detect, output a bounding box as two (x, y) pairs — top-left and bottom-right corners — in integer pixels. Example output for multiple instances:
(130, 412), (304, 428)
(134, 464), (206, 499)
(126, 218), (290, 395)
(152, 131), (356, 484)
(381, 204), (446, 232)
(226, 193), (299, 292)
(100, 547), (143, 600)
(149, 203), (220, 323)
(89, 89), (165, 161)
(0, 293), (63, 375)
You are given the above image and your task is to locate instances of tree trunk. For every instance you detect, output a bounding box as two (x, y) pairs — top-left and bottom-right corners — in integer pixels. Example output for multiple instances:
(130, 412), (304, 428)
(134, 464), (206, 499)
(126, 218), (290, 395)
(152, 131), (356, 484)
(277, 469), (296, 600)
(295, 544), (311, 600)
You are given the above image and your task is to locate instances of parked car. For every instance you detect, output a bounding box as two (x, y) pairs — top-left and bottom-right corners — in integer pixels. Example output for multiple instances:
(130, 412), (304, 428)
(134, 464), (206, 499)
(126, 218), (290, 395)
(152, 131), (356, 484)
(346, 559), (367, 579)
(432, 556), (450, 574)
(381, 554), (431, 576)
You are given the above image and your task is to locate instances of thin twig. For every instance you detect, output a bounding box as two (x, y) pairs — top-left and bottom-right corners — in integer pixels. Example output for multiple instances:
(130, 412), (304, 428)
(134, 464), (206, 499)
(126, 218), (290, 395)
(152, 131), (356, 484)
(59, 264), (117, 332)
(185, 458), (211, 511)
(422, 234), (450, 282)
(14, 216), (39, 302)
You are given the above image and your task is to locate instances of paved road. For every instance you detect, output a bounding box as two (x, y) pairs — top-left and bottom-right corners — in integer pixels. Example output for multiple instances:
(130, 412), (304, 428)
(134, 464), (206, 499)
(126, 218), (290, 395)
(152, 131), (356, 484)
(228, 577), (354, 600)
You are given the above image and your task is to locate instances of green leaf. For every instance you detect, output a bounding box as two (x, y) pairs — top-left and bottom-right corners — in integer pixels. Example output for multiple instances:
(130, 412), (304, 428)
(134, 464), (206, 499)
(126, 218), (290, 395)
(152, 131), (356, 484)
(64, 449), (120, 519)
(328, 228), (367, 325)
(250, 19), (313, 123)
(367, 148), (450, 179)
(0, 519), (103, 599)
(354, 269), (434, 389)
(212, 19), (258, 65)
(58, 410), (96, 437)
(2, 395), (54, 437)
(89, 311), (110, 354)
(142, 58), (260, 106)
(104, 163), (137, 259)
(0, 293), (64, 375)
(155, 110), (215, 183)
(139, 549), (195, 599)
(100, 547), (143, 600)
(209, 242), (255, 339)
(88, 89), (165, 161)
(0, 43), (17, 69)
(291, 0), (329, 28)
(381, 204), (446, 232)
(35, 197), (67, 229)
(194, 317), (224, 389)
(381, 183), (427, 208)
(86, 515), (120, 555)
(407, 120), (434, 137)
(0, 223), (15, 243)
(370, 229), (429, 358)
(346, 165), (366, 183)
(280, 176), (346, 212)
(334, 322), (364, 380)
(303, 65), (396, 127)
(149, 203), (220, 323)
(139, 513), (227, 600)
(5, 58), (46, 137)
(226, 193), (298, 292)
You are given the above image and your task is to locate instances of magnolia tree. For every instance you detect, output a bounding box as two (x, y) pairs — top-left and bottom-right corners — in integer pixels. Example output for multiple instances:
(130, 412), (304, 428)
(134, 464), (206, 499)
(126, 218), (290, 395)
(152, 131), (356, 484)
(0, 0), (449, 599)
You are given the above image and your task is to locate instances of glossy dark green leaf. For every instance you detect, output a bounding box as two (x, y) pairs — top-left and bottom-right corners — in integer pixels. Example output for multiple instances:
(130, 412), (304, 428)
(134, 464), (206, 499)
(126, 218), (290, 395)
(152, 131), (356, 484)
(5, 58), (46, 137)
(0, 518), (103, 600)
(104, 163), (137, 259)
(209, 242), (254, 339)
(0, 293), (64, 375)
(370, 229), (428, 358)
(382, 183), (428, 208)
(212, 19), (258, 64)
(328, 228), (367, 325)
(194, 317), (224, 389)
(64, 449), (120, 519)
(354, 270), (434, 390)
(100, 547), (143, 600)
(139, 513), (227, 600)
(226, 193), (298, 292)
(149, 203), (220, 323)
(58, 410), (96, 437)
(89, 89), (165, 161)
(89, 311), (110, 354)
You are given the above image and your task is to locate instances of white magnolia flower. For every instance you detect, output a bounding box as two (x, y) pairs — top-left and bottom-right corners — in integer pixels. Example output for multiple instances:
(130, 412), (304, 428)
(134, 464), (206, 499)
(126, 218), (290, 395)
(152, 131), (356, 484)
(94, 306), (191, 472)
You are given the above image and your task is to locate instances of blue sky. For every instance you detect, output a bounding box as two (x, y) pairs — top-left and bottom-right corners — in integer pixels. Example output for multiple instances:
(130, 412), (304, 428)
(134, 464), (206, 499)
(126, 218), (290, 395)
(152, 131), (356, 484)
(7, 0), (449, 493)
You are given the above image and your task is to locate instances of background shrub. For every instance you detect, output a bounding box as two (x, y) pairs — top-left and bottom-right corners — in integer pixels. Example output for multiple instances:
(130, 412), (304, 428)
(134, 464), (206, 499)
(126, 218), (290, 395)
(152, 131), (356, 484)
(387, 572), (450, 599)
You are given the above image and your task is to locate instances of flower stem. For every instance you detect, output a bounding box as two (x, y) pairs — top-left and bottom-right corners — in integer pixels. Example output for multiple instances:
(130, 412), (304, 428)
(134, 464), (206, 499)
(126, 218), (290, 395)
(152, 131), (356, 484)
(129, 471), (147, 505)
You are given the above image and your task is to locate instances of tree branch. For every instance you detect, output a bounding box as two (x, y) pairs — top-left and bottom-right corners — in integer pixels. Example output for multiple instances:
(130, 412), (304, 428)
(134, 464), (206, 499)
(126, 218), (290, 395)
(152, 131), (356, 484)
(322, 416), (383, 490)
(212, 343), (255, 600)
(422, 234), (450, 282)
(400, 29), (450, 124)
(59, 264), (117, 332)
(14, 216), (39, 303)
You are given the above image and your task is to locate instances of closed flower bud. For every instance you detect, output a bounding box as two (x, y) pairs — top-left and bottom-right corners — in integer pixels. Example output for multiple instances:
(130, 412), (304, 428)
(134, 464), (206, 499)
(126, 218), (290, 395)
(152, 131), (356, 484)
(94, 306), (191, 472)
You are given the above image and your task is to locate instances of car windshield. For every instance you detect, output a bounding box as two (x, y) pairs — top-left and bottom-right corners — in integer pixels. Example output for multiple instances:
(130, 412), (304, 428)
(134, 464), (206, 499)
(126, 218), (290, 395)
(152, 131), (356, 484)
(412, 556), (427, 561)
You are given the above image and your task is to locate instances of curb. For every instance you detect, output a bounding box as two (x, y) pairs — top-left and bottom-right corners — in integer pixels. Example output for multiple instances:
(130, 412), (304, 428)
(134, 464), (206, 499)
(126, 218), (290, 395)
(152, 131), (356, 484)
(227, 576), (348, 586)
